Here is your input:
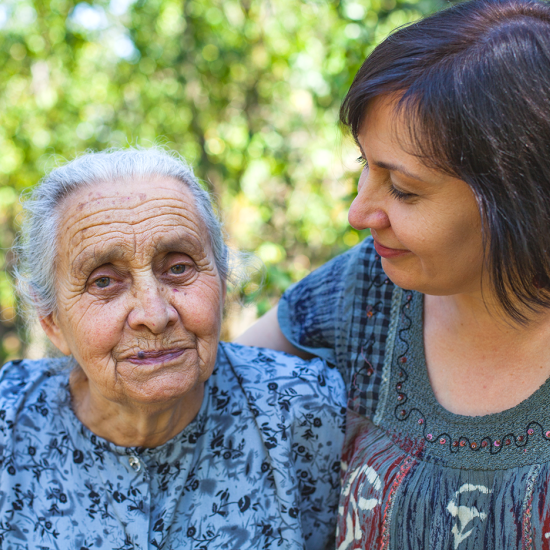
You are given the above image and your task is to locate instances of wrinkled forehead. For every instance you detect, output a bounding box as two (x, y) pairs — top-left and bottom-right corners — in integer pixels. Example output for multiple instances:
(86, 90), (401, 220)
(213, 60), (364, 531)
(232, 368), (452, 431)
(55, 177), (211, 271)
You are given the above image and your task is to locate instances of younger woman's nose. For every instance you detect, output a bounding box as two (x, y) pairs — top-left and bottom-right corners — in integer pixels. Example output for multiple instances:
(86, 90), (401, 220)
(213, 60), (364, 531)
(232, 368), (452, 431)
(348, 170), (391, 231)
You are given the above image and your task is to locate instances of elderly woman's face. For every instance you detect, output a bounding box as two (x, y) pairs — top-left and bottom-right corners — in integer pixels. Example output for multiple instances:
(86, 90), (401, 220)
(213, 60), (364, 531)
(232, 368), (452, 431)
(45, 177), (224, 407)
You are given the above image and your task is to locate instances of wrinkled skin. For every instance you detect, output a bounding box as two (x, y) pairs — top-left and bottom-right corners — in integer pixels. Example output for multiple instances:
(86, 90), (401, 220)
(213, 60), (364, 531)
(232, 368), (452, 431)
(41, 177), (225, 447)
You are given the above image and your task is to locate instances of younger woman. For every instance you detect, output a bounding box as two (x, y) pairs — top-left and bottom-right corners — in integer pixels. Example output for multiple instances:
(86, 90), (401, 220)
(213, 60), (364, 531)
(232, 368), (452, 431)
(238, 0), (550, 547)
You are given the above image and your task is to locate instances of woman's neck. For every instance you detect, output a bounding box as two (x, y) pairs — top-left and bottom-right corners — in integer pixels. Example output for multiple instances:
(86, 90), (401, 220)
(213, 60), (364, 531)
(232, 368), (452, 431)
(69, 368), (205, 448)
(423, 291), (550, 416)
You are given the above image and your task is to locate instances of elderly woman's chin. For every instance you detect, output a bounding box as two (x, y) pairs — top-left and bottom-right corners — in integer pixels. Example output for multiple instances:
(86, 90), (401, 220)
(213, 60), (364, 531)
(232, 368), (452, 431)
(114, 354), (205, 402)
(70, 351), (208, 407)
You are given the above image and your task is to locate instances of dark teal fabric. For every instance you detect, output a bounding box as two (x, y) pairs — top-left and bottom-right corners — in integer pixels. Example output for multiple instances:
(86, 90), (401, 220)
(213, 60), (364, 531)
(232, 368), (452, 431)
(382, 289), (550, 470)
(280, 238), (550, 549)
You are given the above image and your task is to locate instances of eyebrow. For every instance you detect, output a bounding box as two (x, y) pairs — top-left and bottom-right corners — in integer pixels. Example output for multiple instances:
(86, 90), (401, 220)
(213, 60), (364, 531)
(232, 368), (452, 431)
(358, 144), (425, 182)
(373, 160), (425, 182)
(73, 247), (128, 274)
(72, 230), (205, 275)
(153, 233), (203, 256)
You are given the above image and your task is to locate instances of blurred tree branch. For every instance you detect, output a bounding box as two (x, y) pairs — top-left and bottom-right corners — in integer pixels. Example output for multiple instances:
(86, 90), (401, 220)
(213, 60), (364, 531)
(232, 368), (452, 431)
(0, 0), (441, 360)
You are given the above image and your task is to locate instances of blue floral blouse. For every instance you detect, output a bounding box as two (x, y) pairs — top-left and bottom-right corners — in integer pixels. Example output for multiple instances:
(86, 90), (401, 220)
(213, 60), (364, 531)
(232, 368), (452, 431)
(0, 342), (346, 550)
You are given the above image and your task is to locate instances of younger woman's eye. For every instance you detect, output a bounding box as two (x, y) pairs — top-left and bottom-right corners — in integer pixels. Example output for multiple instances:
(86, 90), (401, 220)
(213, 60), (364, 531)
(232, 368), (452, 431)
(357, 156), (368, 168)
(170, 264), (186, 275)
(95, 277), (111, 288)
(389, 185), (414, 201)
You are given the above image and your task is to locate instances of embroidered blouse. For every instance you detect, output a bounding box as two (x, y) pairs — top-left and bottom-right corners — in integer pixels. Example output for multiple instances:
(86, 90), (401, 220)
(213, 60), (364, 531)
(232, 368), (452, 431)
(279, 236), (550, 550)
(0, 342), (346, 550)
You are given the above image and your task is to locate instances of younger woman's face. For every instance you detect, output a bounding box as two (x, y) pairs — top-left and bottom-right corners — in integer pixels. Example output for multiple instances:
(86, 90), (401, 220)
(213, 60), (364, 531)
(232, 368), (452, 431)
(349, 95), (485, 296)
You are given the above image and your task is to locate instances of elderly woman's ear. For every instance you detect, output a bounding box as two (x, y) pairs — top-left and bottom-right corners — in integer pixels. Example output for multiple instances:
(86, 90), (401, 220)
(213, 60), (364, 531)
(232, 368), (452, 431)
(39, 312), (71, 356)
(221, 277), (227, 306)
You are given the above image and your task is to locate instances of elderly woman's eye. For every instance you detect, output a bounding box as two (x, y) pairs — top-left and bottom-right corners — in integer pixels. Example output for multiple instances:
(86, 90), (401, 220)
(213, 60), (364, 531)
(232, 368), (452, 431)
(95, 277), (111, 288)
(170, 264), (186, 275)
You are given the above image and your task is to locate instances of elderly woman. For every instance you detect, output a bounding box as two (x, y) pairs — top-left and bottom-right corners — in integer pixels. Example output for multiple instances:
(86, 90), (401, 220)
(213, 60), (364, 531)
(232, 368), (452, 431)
(0, 148), (345, 549)
(238, 0), (550, 547)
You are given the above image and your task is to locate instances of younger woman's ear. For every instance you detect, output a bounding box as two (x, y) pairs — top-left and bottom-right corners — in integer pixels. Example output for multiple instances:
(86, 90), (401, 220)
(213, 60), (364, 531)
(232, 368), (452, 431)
(39, 313), (71, 356)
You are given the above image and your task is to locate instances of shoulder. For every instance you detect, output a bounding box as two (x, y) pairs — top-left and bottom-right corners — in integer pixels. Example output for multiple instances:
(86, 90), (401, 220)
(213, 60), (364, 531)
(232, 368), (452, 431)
(277, 238), (385, 364)
(279, 236), (390, 330)
(0, 357), (71, 444)
(341, 236), (391, 300)
(218, 341), (346, 413)
(216, 342), (345, 491)
(0, 356), (69, 394)
(1, 357), (57, 402)
(349, 235), (384, 275)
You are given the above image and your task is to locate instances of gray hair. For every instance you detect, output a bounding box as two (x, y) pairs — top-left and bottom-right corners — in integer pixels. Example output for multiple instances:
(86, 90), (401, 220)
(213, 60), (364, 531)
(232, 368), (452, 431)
(15, 146), (237, 326)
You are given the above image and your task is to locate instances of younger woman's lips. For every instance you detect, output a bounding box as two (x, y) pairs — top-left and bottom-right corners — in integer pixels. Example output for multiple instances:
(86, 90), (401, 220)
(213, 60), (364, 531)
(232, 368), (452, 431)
(127, 348), (186, 365)
(373, 239), (410, 259)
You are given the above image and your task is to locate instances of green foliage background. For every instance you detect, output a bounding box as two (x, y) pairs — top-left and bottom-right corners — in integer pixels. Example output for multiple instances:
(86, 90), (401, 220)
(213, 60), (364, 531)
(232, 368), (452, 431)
(0, 0), (441, 362)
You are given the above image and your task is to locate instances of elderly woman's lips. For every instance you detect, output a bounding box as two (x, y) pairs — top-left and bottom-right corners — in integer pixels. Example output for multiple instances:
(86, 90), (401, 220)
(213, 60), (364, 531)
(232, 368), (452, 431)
(127, 349), (186, 365)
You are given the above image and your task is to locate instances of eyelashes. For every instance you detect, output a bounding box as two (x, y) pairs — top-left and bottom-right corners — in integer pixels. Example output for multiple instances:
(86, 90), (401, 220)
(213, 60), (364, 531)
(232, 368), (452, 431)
(388, 185), (413, 201)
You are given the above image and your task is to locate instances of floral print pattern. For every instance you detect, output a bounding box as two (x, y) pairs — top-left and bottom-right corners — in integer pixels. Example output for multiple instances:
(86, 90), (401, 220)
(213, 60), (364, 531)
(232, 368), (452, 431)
(0, 342), (346, 550)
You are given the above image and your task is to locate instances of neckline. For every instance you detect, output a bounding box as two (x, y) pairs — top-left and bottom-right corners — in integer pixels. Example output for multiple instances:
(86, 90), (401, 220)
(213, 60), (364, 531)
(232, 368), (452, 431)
(58, 367), (211, 463)
(411, 291), (550, 426)
(382, 288), (550, 469)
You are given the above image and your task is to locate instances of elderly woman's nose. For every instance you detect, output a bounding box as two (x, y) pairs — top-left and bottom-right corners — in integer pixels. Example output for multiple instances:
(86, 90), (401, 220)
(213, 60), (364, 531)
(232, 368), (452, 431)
(348, 169), (391, 231)
(127, 281), (178, 334)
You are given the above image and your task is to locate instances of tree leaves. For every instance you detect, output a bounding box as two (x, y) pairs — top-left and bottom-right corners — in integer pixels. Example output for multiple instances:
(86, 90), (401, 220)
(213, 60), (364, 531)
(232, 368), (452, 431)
(0, 0), (439, 357)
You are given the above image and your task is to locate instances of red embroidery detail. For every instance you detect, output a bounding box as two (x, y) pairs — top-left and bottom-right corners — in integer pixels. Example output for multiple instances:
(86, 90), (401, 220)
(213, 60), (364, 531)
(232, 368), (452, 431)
(522, 464), (541, 550)
(360, 346), (375, 378)
(380, 455), (416, 550)
(539, 482), (550, 550)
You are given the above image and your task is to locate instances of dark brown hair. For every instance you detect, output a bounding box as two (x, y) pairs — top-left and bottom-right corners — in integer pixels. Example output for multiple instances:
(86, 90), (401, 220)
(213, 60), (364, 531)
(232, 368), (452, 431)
(340, 0), (550, 321)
